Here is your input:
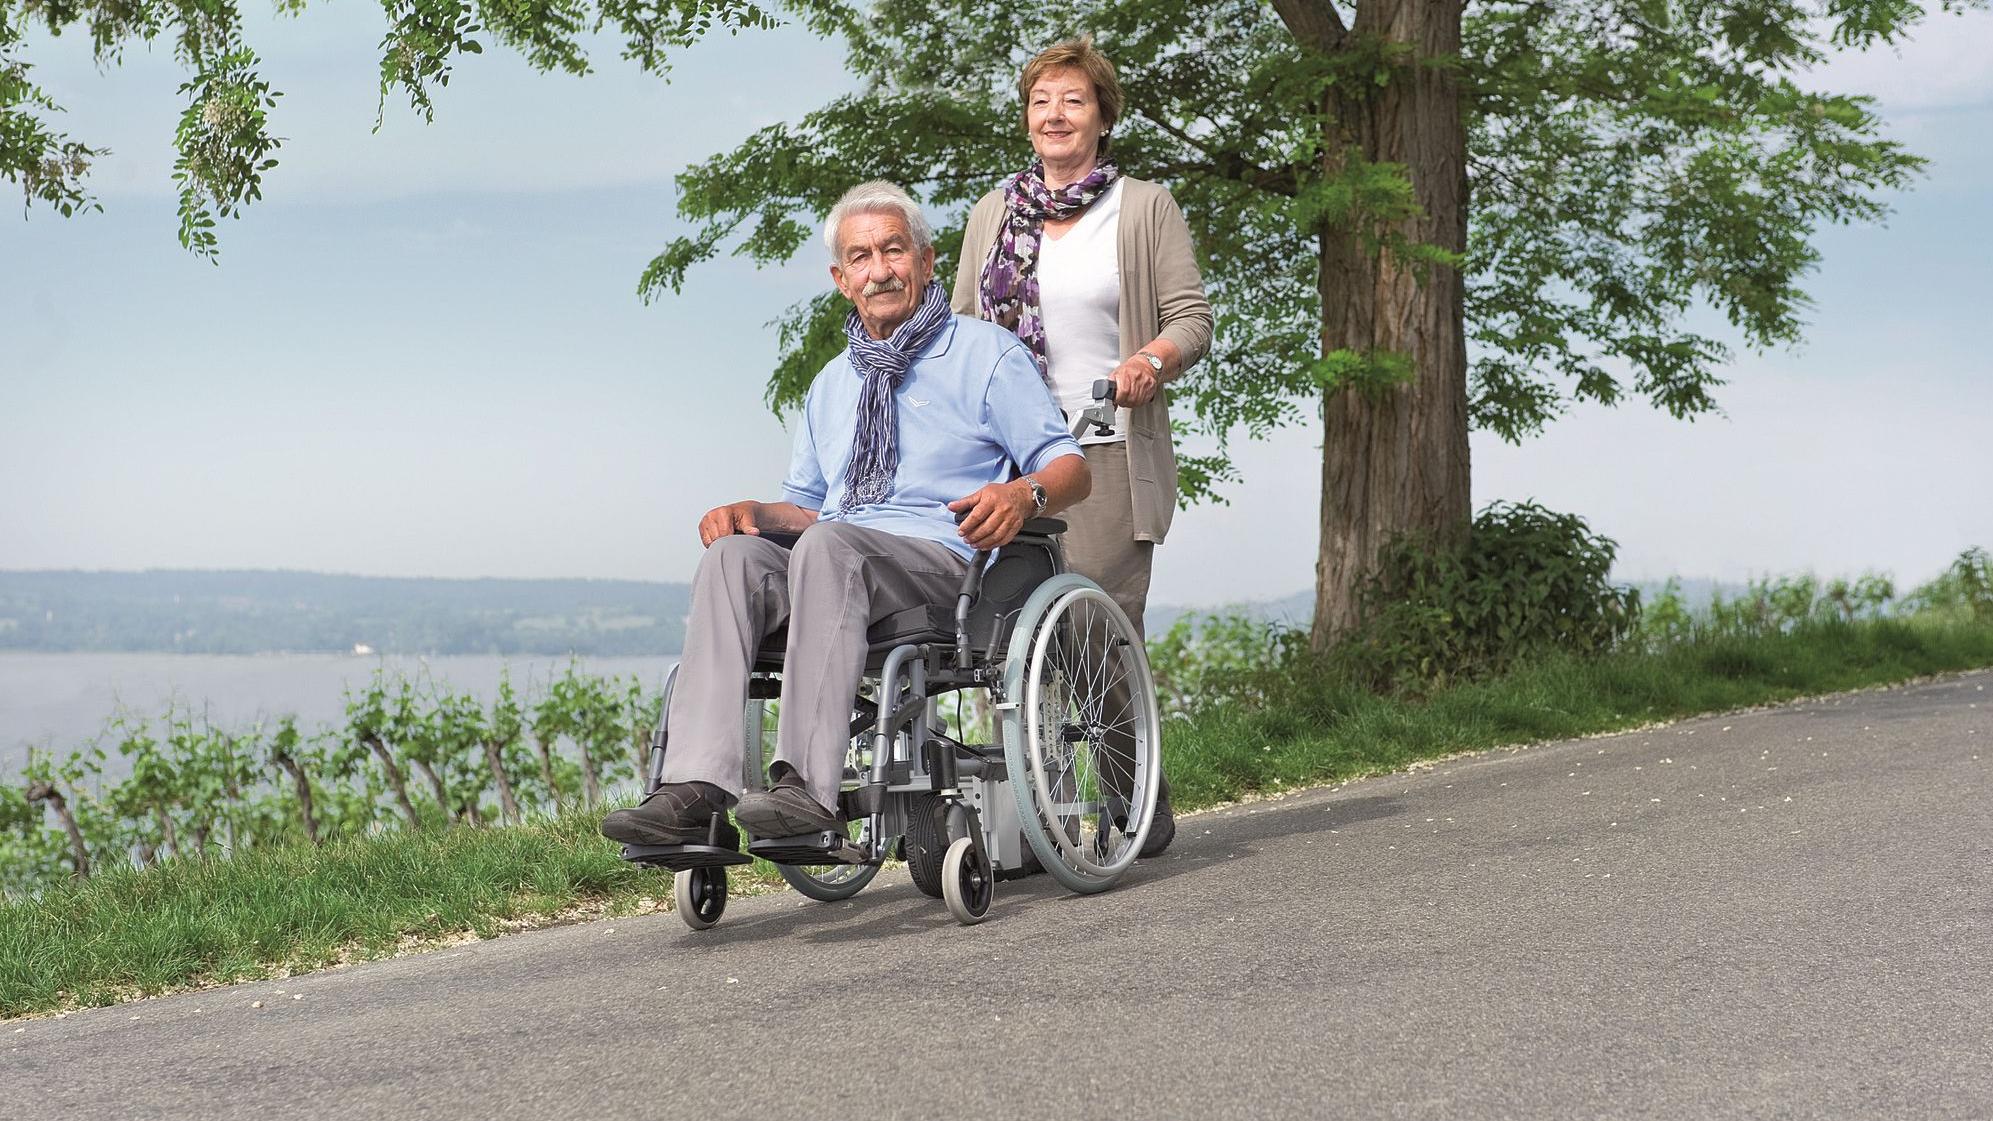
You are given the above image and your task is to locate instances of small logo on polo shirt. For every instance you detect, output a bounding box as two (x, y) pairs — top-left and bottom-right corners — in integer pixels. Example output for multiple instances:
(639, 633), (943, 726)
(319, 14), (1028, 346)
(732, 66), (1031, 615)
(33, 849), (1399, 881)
(907, 396), (930, 408)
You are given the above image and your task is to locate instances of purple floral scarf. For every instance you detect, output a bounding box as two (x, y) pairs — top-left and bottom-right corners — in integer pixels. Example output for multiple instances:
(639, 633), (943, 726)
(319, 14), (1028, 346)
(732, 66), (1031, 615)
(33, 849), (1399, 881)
(977, 159), (1121, 376)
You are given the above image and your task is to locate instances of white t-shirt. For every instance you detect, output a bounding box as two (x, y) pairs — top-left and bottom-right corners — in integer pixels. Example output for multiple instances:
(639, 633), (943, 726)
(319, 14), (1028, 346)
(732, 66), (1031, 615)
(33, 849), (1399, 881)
(1037, 178), (1127, 446)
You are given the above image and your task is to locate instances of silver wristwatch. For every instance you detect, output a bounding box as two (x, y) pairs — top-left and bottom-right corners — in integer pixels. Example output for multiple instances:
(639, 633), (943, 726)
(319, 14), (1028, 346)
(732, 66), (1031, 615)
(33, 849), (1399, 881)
(1138, 351), (1164, 374)
(1023, 476), (1049, 515)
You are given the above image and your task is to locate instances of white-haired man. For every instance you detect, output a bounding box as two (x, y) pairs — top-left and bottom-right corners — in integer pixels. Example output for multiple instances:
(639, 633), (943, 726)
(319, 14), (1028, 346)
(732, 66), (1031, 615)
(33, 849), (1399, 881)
(602, 180), (1090, 845)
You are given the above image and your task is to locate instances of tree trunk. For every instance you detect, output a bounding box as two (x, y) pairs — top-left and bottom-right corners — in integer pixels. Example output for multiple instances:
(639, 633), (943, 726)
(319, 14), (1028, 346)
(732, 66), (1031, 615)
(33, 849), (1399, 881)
(1307, 0), (1473, 650)
(576, 740), (602, 811)
(223, 784), (241, 854)
(152, 803), (181, 860)
(483, 738), (522, 825)
(413, 758), (456, 822)
(26, 782), (90, 880)
(274, 754), (321, 846)
(368, 736), (424, 829)
(535, 734), (559, 807)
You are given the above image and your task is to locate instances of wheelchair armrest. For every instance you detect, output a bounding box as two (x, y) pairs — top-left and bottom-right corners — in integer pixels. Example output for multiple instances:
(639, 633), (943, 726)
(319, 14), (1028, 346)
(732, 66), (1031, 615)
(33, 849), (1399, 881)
(1020, 517), (1066, 537)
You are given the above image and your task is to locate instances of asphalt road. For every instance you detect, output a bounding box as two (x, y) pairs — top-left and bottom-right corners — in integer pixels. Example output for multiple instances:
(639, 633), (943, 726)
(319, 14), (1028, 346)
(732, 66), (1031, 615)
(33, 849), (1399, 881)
(10, 671), (1991, 1120)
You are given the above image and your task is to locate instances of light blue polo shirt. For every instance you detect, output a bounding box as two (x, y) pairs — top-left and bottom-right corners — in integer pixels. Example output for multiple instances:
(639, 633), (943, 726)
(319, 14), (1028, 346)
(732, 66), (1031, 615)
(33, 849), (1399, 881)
(782, 315), (1083, 560)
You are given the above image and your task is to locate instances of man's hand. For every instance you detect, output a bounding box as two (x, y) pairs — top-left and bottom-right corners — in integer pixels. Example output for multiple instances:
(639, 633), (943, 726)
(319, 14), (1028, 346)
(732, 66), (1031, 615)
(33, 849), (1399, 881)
(698, 501), (762, 547)
(1109, 352), (1161, 406)
(948, 480), (1036, 551)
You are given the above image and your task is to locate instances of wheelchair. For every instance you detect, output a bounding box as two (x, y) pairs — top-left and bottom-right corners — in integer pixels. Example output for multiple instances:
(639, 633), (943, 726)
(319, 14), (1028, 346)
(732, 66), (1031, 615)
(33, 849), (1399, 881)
(619, 507), (1164, 930)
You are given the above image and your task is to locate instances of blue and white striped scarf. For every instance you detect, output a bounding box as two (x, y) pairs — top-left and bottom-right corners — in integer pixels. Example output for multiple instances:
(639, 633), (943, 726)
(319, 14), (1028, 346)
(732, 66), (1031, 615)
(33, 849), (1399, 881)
(839, 280), (951, 512)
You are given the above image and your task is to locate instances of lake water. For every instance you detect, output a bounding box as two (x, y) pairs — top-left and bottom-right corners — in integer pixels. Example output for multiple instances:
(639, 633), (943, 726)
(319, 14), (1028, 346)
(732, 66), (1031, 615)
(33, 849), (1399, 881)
(0, 652), (678, 779)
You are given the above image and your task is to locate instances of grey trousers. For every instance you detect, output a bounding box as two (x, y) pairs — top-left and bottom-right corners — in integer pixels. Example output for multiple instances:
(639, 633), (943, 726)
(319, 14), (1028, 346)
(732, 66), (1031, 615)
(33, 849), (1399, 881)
(659, 521), (970, 811)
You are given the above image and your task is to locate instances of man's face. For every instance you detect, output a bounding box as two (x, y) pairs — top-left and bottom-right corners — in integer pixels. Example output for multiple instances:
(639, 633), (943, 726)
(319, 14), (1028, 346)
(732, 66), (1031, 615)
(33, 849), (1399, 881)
(831, 210), (935, 339)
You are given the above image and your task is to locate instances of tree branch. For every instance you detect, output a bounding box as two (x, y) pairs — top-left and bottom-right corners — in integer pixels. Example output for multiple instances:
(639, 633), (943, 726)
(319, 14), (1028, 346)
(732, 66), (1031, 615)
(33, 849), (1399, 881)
(1270, 0), (1348, 54)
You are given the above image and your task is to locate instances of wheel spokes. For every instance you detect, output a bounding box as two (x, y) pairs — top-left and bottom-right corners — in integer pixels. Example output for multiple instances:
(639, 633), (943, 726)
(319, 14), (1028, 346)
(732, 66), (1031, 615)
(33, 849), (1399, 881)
(1025, 587), (1160, 878)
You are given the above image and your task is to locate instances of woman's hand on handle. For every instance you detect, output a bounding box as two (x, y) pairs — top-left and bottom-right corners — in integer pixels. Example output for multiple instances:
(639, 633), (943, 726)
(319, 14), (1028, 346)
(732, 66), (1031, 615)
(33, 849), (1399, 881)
(1109, 338), (1182, 406)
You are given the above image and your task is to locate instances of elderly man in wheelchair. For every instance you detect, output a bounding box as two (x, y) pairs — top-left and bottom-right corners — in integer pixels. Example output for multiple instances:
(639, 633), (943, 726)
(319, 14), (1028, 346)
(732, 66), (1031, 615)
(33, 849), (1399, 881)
(601, 180), (1164, 927)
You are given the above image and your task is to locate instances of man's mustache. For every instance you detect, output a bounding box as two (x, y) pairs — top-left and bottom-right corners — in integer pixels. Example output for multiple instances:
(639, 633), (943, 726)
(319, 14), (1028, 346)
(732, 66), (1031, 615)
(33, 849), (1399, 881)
(861, 275), (908, 297)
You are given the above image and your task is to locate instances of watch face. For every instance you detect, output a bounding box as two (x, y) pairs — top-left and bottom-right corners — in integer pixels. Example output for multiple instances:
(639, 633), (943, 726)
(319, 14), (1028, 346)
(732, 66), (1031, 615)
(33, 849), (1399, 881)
(1143, 353), (1164, 372)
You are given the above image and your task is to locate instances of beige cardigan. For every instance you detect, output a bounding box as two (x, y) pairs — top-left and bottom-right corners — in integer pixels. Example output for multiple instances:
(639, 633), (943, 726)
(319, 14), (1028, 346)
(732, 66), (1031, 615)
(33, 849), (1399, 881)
(951, 177), (1213, 543)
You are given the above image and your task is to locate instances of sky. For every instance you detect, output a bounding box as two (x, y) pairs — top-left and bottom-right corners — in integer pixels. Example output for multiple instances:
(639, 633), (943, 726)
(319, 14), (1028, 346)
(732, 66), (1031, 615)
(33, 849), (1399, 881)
(3, 8), (1990, 611)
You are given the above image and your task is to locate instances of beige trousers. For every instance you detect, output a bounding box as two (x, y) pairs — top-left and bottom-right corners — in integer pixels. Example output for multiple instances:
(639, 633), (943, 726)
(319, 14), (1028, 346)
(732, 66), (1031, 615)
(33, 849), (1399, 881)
(1057, 443), (1158, 811)
(1059, 443), (1155, 637)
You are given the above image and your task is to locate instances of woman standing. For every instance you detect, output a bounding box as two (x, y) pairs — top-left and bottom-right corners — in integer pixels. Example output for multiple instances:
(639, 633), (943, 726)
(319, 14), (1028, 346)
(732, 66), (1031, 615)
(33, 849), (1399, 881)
(952, 36), (1213, 855)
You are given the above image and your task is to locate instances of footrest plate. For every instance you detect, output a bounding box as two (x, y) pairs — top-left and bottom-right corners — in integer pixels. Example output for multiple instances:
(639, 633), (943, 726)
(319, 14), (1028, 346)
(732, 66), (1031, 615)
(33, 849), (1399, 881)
(621, 842), (753, 871)
(748, 831), (868, 867)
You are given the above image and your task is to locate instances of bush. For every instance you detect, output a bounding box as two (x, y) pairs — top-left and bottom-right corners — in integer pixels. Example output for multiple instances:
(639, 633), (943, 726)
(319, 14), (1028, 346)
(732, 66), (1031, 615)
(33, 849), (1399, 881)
(1332, 501), (1640, 692)
(1146, 612), (1303, 719)
(1906, 547), (1993, 623)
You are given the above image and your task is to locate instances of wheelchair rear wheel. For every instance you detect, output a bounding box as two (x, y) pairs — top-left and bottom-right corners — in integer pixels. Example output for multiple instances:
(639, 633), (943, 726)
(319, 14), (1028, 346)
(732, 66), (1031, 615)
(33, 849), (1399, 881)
(1001, 574), (1162, 895)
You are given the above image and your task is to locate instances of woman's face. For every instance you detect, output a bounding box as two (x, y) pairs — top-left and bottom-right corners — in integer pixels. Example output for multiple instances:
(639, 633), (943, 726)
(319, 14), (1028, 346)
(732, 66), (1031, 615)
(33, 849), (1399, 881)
(1027, 67), (1105, 169)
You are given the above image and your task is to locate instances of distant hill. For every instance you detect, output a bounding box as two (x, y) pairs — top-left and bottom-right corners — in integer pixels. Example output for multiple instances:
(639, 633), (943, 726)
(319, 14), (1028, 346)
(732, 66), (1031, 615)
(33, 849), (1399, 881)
(0, 570), (692, 656)
(1146, 589), (1316, 636)
(0, 569), (1724, 657)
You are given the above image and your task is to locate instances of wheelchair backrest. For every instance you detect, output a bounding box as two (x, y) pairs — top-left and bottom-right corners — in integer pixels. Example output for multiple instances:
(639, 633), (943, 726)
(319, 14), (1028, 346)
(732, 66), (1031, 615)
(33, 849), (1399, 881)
(967, 528), (1065, 659)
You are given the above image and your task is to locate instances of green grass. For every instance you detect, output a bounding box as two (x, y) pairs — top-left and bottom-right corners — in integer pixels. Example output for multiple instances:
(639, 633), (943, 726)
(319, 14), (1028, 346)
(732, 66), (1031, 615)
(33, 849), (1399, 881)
(6, 616), (1992, 1019)
(0, 810), (786, 1017)
(1163, 617), (1993, 809)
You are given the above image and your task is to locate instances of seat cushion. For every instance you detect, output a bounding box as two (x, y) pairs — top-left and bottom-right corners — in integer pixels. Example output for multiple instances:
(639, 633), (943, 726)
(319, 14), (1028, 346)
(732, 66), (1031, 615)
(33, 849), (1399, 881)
(753, 602), (957, 668)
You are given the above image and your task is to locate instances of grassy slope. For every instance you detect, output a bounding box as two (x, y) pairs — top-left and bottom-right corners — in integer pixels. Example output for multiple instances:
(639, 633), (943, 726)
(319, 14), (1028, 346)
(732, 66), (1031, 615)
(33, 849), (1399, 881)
(6, 617), (1991, 1018)
(1168, 618), (1993, 807)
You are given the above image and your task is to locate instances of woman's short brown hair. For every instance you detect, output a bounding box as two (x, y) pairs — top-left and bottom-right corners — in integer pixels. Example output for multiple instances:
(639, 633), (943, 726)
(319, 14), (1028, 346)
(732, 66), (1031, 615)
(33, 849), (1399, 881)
(1018, 36), (1124, 151)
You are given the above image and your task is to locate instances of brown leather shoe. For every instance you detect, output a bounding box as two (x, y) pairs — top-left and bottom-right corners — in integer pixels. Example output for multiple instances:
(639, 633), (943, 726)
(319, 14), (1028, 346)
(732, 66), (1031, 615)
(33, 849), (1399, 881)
(600, 782), (733, 846)
(734, 772), (842, 838)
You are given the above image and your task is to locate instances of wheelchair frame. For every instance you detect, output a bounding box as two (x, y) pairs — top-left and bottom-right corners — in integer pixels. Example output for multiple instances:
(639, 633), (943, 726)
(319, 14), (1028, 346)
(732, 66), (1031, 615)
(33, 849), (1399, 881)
(621, 515), (1162, 929)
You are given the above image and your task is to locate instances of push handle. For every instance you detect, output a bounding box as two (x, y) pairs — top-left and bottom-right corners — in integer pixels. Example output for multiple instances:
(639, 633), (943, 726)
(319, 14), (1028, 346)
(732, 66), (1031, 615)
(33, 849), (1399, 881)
(1080, 378), (1118, 438)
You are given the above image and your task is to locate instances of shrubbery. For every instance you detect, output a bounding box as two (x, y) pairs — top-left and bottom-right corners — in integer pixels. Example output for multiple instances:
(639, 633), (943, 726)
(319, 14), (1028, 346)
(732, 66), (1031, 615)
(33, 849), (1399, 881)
(2, 665), (657, 897)
(1332, 502), (1641, 691)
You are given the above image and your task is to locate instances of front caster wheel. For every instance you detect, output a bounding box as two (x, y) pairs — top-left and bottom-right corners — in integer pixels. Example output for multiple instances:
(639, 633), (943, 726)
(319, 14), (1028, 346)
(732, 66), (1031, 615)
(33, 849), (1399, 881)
(941, 836), (993, 925)
(674, 866), (727, 930)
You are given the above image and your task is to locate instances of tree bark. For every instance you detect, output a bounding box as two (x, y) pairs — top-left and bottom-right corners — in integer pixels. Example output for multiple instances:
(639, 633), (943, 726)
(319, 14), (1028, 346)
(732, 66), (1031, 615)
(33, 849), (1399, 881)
(273, 753), (321, 846)
(483, 738), (522, 825)
(576, 740), (602, 811)
(26, 782), (90, 880)
(1307, 0), (1473, 649)
(534, 733), (561, 808)
(368, 735), (424, 829)
(413, 758), (456, 822)
(152, 803), (181, 860)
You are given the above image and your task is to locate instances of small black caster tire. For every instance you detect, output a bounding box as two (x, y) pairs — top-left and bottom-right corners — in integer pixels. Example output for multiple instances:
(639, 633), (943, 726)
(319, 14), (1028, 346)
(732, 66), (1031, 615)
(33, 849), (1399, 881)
(941, 836), (993, 925)
(675, 866), (727, 930)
